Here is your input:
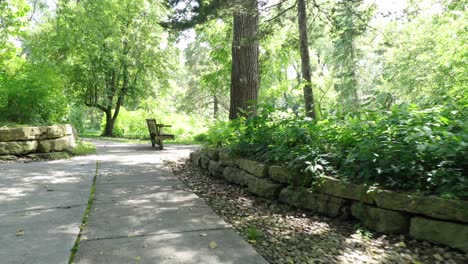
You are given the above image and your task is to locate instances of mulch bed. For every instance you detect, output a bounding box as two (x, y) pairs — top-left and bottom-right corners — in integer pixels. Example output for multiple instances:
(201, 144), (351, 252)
(167, 159), (468, 264)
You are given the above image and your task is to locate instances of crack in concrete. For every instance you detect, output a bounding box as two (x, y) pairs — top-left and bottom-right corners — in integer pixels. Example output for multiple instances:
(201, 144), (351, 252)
(81, 226), (233, 242)
(96, 179), (180, 185)
(0, 203), (87, 215)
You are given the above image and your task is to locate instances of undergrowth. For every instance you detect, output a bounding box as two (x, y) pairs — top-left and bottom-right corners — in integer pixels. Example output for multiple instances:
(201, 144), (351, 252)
(202, 99), (468, 199)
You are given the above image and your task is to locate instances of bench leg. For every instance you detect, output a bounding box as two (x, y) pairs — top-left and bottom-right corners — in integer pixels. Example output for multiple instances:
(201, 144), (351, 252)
(158, 139), (163, 150)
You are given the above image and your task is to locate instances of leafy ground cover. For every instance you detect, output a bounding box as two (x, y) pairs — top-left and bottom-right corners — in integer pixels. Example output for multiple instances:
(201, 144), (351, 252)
(169, 160), (468, 264)
(203, 100), (468, 199)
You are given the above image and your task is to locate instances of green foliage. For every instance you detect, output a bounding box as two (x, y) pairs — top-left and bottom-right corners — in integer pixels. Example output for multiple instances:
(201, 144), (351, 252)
(0, 0), (29, 66)
(205, 100), (468, 199)
(0, 59), (69, 125)
(24, 0), (173, 135)
(246, 226), (264, 241)
(378, 4), (468, 105)
(179, 19), (231, 118)
(102, 107), (209, 141)
(354, 225), (374, 240)
(330, 0), (375, 111)
(68, 105), (86, 134)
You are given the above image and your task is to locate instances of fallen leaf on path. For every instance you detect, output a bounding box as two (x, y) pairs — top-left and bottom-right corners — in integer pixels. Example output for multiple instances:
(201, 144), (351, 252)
(16, 230), (24, 236)
(209, 241), (217, 249)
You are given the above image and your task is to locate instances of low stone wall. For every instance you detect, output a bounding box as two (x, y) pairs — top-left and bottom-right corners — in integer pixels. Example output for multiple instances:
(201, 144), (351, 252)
(190, 149), (468, 253)
(0, 125), (77, 155)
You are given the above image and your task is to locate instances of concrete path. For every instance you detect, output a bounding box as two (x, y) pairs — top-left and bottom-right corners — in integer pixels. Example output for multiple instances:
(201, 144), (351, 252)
(0, 155), (96, 264)
(73, 140), (268, 264)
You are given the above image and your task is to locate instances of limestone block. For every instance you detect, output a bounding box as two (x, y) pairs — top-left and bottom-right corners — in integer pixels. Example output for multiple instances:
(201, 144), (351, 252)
(205, 149), (220, 161)
(279, 186), (348, 218)
(41, 125), (67, 139)
(236, 158), (268, 177)
(410, 217), (468, 253)
(219, 151), (236, 167)
(68, 132), (77, 148)
(63, 124), (74, 135)
(190, 151), (201, 166)
(316, 176), (375, 204)
(351, 202), (409, 234)
(37, 137), (71, 153)
(268, 165), (290, 183)
(200, 154), (210, 169)
(0, 140), (38, 155)
(375, 190), (468, 223)
(0, 127), (41, 142)
(248, 177), (283, 199)
(223, 166), (256, 187)
(208, 160), (224, 178)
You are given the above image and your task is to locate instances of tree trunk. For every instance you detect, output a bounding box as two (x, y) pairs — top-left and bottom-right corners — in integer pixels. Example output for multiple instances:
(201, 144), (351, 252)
(103, 108), (115, 136)
(297, 0), (316, 119)
(213, 95), (219, 119)
(229, 0), (259, 120)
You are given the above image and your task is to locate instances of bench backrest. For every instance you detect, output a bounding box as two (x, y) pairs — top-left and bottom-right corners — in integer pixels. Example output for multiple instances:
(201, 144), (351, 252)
(146, 119), (159, 135)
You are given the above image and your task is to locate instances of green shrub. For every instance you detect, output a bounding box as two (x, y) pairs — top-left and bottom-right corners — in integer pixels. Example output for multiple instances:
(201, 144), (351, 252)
(0, 61), (69, 125)
(205, 100), (468, 199)
(68, 104), (86, 134)
(194, 133), (209, 142)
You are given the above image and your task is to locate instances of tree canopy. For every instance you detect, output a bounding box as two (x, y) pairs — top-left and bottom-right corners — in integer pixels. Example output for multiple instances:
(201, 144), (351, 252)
(0, 0), (466, 197)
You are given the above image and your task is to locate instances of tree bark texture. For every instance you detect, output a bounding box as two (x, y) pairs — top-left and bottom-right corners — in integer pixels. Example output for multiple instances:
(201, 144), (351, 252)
(229, 0), (259, 120)
(297, 0), (317, 119)
(213, 95), (219, 119)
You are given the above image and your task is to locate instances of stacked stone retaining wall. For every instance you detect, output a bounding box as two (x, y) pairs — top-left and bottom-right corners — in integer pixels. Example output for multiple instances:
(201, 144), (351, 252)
(190, 149), (468, 253)
(0, 125), (77, 156)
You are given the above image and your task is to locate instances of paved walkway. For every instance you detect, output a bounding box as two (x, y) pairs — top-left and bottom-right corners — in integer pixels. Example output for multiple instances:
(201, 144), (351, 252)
(0, 154), (96, 264)
(1, 140), (267, 264)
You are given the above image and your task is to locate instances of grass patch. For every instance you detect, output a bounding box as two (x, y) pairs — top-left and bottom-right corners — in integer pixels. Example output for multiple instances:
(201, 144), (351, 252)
(80, 133), (203, 146)
(246, 226), (264, 242)
(79, 130), (101, 137)
(68, 160), (98, 264)
(68, 140), (97, 156)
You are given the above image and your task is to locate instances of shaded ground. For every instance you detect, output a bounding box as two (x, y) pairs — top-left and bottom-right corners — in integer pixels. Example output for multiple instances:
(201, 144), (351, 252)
(168, 160), (468, 264)
(73, 140), (267, 264)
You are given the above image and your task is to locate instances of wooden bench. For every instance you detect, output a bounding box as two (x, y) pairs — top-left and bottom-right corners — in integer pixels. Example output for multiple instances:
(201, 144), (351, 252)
(146, 119), (174, 150)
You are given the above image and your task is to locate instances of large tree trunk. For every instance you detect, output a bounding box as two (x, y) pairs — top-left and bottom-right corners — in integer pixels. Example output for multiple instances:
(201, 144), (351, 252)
(103, 108), (115, 136)
(229, 0), (259, 120)
(297, 0), (316, 119)
(101, 65), (127, 137)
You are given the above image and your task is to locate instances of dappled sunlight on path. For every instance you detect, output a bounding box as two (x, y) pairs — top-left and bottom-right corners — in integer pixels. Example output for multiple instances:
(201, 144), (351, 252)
(73, 139), (267, 264)
(0, 153), (96, 264)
